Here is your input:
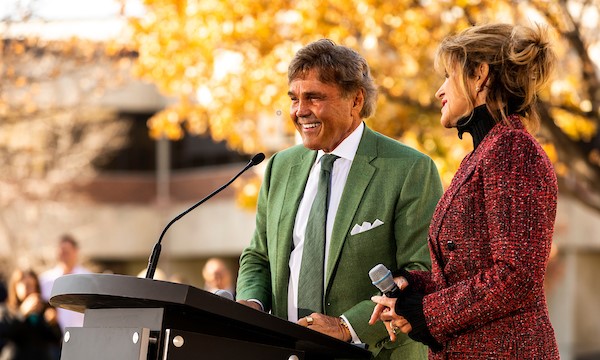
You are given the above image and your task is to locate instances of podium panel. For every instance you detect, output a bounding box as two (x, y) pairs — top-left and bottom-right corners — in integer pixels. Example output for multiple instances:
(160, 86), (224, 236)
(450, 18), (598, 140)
(50, 274), (371, 360)
(162, 329), (306, 360)
(61, 327), (150, 360)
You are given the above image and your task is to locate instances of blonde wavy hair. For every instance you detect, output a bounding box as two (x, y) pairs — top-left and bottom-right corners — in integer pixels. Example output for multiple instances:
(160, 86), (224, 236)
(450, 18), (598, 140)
(434, 23), (556, 131)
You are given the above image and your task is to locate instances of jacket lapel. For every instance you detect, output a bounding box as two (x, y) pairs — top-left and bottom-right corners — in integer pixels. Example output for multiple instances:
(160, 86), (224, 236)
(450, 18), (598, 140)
(429, 151), (477, 241)
(274, 150), (315, 317)
(325, 128), (376, 290)
(429, 122), (508, 240)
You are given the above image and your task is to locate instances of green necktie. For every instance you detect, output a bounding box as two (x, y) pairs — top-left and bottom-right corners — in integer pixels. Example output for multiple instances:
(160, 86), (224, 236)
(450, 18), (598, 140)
(298, 154), (339, 319)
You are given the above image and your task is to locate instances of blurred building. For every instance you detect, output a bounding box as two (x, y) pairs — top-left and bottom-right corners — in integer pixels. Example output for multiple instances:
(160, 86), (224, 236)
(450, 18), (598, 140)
(549, 197), (600, 359)
(1, 5), (599, 359)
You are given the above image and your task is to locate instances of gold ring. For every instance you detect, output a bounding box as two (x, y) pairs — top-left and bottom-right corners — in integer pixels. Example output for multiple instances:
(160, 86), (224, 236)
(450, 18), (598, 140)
(392, 326), (399, 335)
(306, 316), (314, 326)
(398, 279), (406, 290)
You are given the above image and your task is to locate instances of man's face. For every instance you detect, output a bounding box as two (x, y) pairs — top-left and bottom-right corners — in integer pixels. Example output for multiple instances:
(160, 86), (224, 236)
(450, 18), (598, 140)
(288, 69), (363, 153)
(58, 241), (77, 266)
(15, 274), (37, 301)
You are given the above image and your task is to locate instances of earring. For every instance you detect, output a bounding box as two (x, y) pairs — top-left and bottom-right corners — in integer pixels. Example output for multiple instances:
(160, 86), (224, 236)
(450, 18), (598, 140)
(476, 86), (481, 92)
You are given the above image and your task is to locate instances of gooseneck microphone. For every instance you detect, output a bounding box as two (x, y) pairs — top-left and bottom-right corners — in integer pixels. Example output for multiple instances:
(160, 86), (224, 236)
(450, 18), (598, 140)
(369, 263), (402, 298)
(145, 153), (266, 279)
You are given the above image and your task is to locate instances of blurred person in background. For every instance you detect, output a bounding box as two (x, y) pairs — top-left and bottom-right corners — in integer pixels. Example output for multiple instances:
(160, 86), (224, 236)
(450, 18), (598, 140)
(202, 258), (235, 295)
(39, 234), (91, 332)
(0, 280), (6, 303)
(0, 268), (62, 360)
(0, 279), (6, 353)
(370, 23), (559, 358)
(136, 267), (168, 281)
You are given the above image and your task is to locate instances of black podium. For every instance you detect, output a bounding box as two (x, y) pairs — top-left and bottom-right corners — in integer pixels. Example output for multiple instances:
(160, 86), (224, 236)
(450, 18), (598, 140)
(50, 274), (371, 360)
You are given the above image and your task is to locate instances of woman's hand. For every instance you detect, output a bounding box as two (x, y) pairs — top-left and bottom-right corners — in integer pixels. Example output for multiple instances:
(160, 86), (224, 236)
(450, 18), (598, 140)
(370, 294), (413, 341)
(19, 293), (44, 316)
(368, 274), (409, 326)
(44, 307), (58, 325)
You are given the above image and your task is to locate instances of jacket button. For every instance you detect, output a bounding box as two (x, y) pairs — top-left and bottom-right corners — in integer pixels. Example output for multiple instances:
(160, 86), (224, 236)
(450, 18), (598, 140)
(446, 240), (456, 251)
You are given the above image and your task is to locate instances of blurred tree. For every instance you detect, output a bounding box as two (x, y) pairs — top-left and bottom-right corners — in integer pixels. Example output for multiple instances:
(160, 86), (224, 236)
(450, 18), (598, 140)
(129, 0), (600, 211)
(0, 12), (133, 273)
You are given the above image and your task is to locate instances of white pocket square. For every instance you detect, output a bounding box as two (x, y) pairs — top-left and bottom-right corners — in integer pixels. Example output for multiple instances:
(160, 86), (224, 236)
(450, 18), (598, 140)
(350, 219), (384, 236)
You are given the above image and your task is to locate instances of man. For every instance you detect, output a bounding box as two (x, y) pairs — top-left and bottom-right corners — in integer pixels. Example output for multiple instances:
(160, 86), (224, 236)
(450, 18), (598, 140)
(202, 257), (235, 294)
(236, 39), (443, 359)
(40, 234), (92, 332)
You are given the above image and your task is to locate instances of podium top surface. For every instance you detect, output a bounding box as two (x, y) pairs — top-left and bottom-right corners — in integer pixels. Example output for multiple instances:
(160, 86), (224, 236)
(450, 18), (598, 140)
(51, 273), (208, 312)
(50, 273), (371, 359)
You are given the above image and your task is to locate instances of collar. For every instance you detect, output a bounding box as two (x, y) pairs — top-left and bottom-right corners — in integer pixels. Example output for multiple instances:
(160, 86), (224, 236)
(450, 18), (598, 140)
(456, 105), (498, 149)
(316, 121), (364, 162)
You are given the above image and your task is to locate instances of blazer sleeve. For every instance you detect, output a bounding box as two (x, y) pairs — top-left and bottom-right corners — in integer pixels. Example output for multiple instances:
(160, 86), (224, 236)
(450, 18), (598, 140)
(423, 131), (557, 343)
(236, 154), (275, 311)
(395, 155), (444, 272)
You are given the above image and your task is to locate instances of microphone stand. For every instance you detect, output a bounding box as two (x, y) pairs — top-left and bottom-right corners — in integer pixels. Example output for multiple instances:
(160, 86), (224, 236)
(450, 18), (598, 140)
(145, 153), (265, 279)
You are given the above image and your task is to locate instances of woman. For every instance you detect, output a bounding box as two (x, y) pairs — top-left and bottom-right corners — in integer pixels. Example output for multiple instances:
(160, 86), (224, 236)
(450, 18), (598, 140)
(370, 23), (559, 358)
(0, 269), (62, 360)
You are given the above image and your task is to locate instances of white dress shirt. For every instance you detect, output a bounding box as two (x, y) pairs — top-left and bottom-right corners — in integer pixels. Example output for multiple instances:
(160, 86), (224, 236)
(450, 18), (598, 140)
(288, 122), (364, 342)
(40, 265), (92, 332)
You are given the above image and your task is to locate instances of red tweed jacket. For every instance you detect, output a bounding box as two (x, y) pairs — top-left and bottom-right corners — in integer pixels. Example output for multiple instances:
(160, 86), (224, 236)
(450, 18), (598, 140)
(410, 115), (559, 359)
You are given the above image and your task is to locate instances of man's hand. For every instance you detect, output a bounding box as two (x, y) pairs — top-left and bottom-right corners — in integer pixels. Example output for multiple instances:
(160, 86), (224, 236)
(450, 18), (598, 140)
(236, 299), (263, 311)
(297, 313), (351, 342)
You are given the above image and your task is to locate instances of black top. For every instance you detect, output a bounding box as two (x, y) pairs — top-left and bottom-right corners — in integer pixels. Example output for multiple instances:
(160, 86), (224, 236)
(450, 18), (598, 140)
(0, 303), (62, 360)
(456, 104), (498, 149)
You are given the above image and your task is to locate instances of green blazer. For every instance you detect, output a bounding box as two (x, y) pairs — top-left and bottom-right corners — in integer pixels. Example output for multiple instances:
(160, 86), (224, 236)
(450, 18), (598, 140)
(237, 125), (443, 359)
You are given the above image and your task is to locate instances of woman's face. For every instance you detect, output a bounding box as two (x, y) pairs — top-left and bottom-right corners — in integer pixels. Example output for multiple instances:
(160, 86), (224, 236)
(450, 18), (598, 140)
(15, 274), (37, 301)
(435, 65), (476, 128)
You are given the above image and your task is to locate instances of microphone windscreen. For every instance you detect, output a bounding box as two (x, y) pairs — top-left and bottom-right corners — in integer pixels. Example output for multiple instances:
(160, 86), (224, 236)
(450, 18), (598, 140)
(369, 264), (397, 294)
(214, 289), (234, 301)
(251, 153), (266, 166)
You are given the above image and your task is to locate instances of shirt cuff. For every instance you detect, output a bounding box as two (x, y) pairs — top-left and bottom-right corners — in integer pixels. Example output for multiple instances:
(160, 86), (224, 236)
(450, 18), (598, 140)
(247, 299), (264, 311)
(340, 315), (362, 344)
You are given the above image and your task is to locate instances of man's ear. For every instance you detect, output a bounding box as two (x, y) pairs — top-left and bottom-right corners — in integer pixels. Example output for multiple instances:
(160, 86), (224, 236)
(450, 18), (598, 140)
(352, 89), (365, 113)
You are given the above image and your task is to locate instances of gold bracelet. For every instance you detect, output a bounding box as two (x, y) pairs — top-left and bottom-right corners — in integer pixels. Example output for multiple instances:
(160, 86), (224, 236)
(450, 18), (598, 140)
(339, 317), (352, 342)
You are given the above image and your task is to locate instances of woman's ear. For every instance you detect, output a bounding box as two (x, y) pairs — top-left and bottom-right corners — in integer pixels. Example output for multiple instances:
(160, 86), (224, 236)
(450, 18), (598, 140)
(476, 63), (490, 91)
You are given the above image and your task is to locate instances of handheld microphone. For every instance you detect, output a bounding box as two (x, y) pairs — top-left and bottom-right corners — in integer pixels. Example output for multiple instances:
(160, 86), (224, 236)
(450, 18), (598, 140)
(214, 289), (234, 301)
(369, 263), (402, 298)
(145, 153), (266, 279)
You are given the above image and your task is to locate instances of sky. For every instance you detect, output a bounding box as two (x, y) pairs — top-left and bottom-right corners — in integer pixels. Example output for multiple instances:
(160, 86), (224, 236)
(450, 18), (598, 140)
(0, 0), (144, 20)
(0, 0), (145, 40)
